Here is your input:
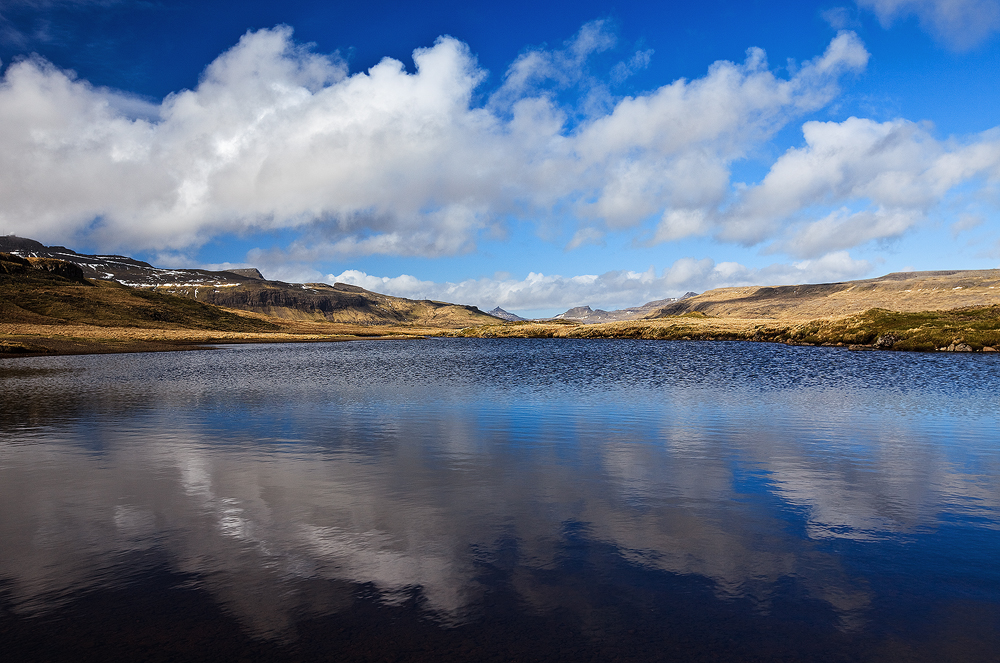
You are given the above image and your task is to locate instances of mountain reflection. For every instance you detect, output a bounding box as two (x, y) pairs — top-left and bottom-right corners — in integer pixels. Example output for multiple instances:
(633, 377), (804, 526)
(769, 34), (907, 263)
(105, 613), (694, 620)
(1, 340), (999, 640)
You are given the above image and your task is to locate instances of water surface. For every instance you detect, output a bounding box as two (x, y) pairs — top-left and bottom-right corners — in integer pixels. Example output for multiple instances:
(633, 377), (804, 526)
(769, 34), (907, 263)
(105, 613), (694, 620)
(1, 339), (999, 661)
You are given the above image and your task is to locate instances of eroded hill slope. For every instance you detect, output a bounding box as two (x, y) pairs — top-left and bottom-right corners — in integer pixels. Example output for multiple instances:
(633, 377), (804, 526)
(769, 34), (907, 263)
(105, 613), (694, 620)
(648, 270), (1000, 320)
(0, 236), (496, 327)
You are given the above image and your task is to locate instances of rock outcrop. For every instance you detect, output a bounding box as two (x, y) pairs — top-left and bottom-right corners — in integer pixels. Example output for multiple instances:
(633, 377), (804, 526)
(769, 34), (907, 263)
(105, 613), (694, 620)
(0, 236), (496, 328)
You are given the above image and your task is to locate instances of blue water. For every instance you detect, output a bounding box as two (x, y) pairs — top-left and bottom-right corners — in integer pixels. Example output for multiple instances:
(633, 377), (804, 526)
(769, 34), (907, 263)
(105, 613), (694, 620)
(1, 339), (999, 661)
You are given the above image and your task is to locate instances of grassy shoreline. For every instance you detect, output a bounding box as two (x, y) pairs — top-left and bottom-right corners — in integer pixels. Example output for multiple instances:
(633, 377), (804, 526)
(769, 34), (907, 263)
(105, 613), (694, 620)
(4, 254), (999, 358)
(4, 304), (1000, 358)
(447, 306), (1000, 353)
(0, 322), (438, 358)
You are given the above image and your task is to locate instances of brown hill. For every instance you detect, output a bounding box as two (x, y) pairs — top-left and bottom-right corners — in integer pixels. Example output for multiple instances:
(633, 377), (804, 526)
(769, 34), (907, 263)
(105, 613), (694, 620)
(648, 270), (1000, 320)
(0, 252), (276, 333)
(0, 236), (496, 328)
(1, 253), (484, 357)
(154, 280), (494, 327)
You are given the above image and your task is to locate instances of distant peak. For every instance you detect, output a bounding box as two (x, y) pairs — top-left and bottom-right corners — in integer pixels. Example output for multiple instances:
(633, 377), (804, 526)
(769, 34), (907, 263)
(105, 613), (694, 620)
(488, 306), (527, 322)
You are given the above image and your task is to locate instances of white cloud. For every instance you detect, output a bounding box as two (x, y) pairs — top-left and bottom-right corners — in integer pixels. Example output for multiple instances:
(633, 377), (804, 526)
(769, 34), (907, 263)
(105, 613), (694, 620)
(823, 7), (861, 30)
(857, 0), (1000, 49)
(775, 207), (919, 257)
(565, 226), (605, 249)
(610, 48), (654, 85)
(489, 19), (617, 105)
(7, 22), (995, 269)
(701, 117), (1000, 256)
(0, 24), (870, 257)
(328, 252), (873, 315)
(951, 212), (984, 236)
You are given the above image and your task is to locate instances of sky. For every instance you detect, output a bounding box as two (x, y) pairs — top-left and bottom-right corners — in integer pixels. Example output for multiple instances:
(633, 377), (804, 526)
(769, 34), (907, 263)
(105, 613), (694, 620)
(1, 0), (999, 316)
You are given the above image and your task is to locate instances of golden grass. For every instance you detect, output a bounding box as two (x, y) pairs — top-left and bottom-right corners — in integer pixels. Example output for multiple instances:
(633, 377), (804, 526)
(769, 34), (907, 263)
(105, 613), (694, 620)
(5, 256), (1000, 357)
(0, 319), (444, 357)
(448, 306), (1000, 352)
(650, 270), (1000, 320)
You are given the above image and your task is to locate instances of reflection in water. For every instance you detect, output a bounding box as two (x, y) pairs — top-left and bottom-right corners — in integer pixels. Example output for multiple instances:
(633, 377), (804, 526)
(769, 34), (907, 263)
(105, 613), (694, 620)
(1, 340), (1000, 659)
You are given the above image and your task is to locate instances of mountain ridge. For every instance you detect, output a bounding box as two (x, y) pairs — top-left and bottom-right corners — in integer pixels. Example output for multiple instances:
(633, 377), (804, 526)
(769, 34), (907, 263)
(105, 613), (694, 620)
(487, 307), (527, 322)
(0, 236), (495, 327)
(647, 271), (1000, 320)
(552, 293), (698, 323)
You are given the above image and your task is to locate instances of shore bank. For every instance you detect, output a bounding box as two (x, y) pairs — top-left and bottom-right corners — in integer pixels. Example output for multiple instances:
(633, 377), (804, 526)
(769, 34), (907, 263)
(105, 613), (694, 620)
(449, 306), (1000, 353)
(0, 322), (433, 358)
(4, 304), (1000, 358)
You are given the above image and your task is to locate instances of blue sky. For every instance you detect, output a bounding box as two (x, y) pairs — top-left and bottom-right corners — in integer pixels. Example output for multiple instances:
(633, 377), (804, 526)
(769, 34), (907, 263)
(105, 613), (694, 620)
(2, 0), (999, 316)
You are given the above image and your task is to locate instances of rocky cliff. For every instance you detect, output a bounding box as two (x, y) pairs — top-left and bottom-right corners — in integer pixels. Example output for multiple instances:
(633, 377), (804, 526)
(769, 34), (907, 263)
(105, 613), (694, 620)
(0, 236), (496, 327)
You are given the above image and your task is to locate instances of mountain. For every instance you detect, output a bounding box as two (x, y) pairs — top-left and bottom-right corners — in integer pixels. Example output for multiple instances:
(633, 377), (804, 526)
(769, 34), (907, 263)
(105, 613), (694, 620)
(487, 307), (527, 322)
(0, 236), (496, 327)
(646, 271), (1000, 320)
(0, 235), (254, 287)
(0, 251), (276, 333)
(553, 293), (697, 323)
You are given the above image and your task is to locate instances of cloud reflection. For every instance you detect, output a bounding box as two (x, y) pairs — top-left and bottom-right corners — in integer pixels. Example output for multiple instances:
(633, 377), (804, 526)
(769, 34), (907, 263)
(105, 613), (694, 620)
(1, 343), (999, 639)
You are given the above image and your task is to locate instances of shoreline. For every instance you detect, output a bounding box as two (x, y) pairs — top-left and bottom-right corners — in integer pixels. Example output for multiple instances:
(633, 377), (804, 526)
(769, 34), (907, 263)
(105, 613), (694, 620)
(5, 309), (1000, 358)
(0, 323), (434, 359)
(444, 306), (1000, 353)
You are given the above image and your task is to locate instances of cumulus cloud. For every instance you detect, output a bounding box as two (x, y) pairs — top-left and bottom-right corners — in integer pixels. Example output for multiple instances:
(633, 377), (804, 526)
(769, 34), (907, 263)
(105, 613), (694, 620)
(0, 24), (870, 257)
(5, 21), (996, 273)
(857, 0), (1000, 49)
(671, 117), (1000, 256)
(328, 251), (873, 314)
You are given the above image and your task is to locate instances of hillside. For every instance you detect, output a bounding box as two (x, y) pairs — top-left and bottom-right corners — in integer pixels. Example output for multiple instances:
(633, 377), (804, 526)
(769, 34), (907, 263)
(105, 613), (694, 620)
(648, 270), (1000, 320)
(0, 252), (500, 357)
(552, 293), (697, 323)
(1, 252), (277, 333)
(155, 281), (493, 327)
(6, 236), (1000, 355)
(452, 269), (1000, 352)
(0, 236), (496, 328)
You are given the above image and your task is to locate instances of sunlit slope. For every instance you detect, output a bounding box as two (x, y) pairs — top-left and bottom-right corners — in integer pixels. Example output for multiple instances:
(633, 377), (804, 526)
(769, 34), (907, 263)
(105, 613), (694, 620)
(0, 236), (497, 328)
(154, 281), (495, 327)
(1, 253), (276, 332)
(648, 270), (1000, 320)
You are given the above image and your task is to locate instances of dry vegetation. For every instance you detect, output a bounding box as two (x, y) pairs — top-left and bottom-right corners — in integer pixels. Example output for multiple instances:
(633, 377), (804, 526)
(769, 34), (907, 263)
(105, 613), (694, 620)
(0, 254), (452, 357)
(650, 269), (1000, 319)
(5, 253), (1000, 357)
(449, 308), (1000, 351)
(154, 280), (494, 327)
(450, 269), (1000, 353)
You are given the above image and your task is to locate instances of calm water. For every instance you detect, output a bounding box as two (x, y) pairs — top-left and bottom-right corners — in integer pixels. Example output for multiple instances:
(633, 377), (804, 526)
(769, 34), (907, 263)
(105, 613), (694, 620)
(1, 339), (999, 661)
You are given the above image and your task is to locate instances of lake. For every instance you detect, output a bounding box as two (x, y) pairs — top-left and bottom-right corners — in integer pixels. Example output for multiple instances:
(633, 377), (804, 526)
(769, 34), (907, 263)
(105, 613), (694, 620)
(1, 339), (999, 661)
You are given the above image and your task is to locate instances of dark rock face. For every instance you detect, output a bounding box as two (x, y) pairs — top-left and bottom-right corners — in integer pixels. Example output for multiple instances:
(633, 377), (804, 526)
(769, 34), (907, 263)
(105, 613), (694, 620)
(27, 257), (85, 281)
(0, 252), (31, 274)
(197, 286), (384, 318)
(1, 235), (249, 286)
(228, 268), (265, 280)
(0, 236), (48, 253)
(1, 252), (84, 281)
(3, 237), (498, 328)
(873, 334), (898, 349)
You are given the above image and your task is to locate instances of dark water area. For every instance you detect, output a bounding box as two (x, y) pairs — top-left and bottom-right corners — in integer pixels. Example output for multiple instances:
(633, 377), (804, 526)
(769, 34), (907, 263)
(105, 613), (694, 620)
(1, 339), (999, 662)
